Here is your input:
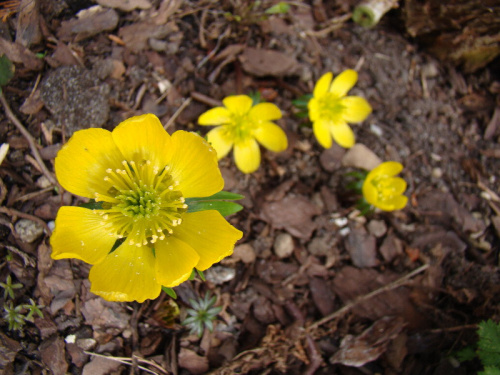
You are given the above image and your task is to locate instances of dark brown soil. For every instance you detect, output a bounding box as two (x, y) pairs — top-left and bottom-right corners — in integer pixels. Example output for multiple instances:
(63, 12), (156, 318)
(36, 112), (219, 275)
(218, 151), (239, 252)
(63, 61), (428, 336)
(0, 1), (499, 375)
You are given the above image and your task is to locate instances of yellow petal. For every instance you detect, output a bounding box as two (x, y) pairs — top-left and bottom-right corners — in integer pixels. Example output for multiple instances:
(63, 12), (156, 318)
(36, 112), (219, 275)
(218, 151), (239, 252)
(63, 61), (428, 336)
(173, 211), (242, 270)
(377, 195), (408, 211)
(341, 96), (372, 123)
(330, 69), (358, 97)
(330, 121), (355, 148)
(222, 95), (253, 116)
(391, 177), (407, 195)
(112, 113), (171, 167)
(313, 72), (333, 97)
(50, 207), (116, 264)
(89, 243), (161, 302)
(169, 131), (224, 197)
(154, 235), (200, 287)
(254, 121), (288, 152)
(249, 102), (282, 121)
(307, 97), (321, 122)
(198, 107), (231, 125)
(234, 138), (260, 173)
(371, 161), (403, 177)
(362, 180), (378, 206)
(313, 119), (332, 149)
(55, 128), (123, 199)
(207, 127), (233, 160)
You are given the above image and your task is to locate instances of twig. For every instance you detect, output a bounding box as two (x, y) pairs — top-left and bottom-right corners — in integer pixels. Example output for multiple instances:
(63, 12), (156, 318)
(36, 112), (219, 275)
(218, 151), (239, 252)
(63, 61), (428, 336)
(84, 351), (169, 375)
(308, 264), (429, 330)
(190, 91), (222, 108)
(0, 92), (58, 186)
(304, 13), (351, 38)
(163, 97), (192, 130)
(0, 206), (51, 235)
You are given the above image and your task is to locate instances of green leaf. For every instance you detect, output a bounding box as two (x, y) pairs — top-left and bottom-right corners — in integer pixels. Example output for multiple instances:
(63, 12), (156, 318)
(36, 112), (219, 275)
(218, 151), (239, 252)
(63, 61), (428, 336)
(79, 200), (104, 210)
(265, 2), (290, 14)
(0, 55), (14, 88)
(196, 269), (206, 282)
(248, 91), (263, 105)
(162, 286), (177, 299)
(204, 191), (244, 201)
(187, 200), (243, 216)
(456, 346), (477, 362)
(478, 320), (500, 368)
(479, 367), (500, 375)
(185, 191), (244, 217)
(292, 94), (312, 109)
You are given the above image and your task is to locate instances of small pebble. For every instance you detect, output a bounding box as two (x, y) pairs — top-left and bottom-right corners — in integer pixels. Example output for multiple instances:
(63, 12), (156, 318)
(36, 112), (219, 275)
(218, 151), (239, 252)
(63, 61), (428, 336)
(232, 243), (256, 264)
(273, 233), (294, 259)
(367, 220), (387, 238)
(15, 219), (44, 243)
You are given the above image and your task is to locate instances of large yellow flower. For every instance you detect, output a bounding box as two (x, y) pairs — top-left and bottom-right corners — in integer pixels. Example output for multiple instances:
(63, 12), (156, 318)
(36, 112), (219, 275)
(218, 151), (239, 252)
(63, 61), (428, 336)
(362, 161), (408, 211)
(50, 114), (242, 302)
(198, 95), (288, 174)
(308, 70), (372, 149)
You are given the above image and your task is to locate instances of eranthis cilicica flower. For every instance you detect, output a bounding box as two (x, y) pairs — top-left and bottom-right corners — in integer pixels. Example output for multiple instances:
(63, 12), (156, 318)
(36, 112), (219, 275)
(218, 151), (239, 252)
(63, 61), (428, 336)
(198, 95), (287, 174)
(362, 161), (408, 211)
(308, 70), (372, 149)
(50, 114), (242, 302)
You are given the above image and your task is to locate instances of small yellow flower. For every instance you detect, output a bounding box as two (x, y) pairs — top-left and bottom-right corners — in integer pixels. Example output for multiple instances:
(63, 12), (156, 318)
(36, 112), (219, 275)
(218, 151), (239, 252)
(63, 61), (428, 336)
(198, 95), (288, 174)
(362, 161), (408, 211)
(308, 70), (372, 149)
(50, 114), (242, 302)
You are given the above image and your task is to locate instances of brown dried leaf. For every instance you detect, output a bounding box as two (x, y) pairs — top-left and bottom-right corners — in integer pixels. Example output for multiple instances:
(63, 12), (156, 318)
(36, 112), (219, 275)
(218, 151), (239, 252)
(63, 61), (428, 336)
(20, 89), (44, 115)
(239, 47), (299, 77)
(0, 37), (43, 71)
(178, 348), (209, 375)
(82, 356), (122, 375)
(57, 6), (119, 42)
(81, 297), (130, 334)
(332, 266), (426, 329)
(261, 195), (321, 239)
(15, 0), (42, 47)
(345, 226), (378, 268)
(330, 316), (406, 367)
(417, 191), (485, 233)
(118, 21), (178, 53)
(0, 331), (21, 371)
(40, 336), (68, 375)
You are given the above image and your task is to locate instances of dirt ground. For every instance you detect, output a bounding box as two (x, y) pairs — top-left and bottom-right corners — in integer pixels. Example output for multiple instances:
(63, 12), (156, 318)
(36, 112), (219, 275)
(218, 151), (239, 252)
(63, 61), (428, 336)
(0, 1), (499, 374)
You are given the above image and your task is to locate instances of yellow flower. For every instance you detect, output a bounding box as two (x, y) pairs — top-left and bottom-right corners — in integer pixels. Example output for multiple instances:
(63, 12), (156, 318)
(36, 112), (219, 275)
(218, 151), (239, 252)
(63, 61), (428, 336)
(362, 161), (408, 211)
(308, 70), (372, 148)
(50, 114), (242, 302)
(198, 95), (288, 174)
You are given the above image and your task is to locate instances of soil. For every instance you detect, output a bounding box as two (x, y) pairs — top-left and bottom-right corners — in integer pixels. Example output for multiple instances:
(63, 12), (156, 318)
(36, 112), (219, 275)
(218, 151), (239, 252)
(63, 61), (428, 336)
(0, 1), (499, 375)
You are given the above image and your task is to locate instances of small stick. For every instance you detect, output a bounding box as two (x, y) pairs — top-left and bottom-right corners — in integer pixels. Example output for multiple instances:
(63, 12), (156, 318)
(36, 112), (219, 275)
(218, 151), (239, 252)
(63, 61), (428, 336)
(163, 97), (192, 130)
(308, 264), (429, 330)
(0, 206), (51, 235)
(0, 92), (58, 186)
(83, 351), (169, 375)
(190, 91), (222, 107)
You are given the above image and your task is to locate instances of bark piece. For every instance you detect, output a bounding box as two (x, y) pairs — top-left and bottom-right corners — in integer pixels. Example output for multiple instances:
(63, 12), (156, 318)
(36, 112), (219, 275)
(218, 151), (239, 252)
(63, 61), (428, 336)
(239, 47), (299, 77)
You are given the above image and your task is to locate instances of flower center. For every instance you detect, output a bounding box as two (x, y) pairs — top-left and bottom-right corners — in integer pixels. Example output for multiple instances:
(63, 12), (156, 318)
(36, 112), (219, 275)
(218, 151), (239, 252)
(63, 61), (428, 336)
(225, 113), (254, 143)
(317, 93), (345, 121)
(371, 176), (397, 202)
(94, 160), (187, 247)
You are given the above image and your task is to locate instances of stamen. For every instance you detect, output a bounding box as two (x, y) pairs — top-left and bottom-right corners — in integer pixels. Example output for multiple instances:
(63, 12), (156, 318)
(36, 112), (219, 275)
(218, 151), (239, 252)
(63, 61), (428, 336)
(95, 159), (187, 247)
